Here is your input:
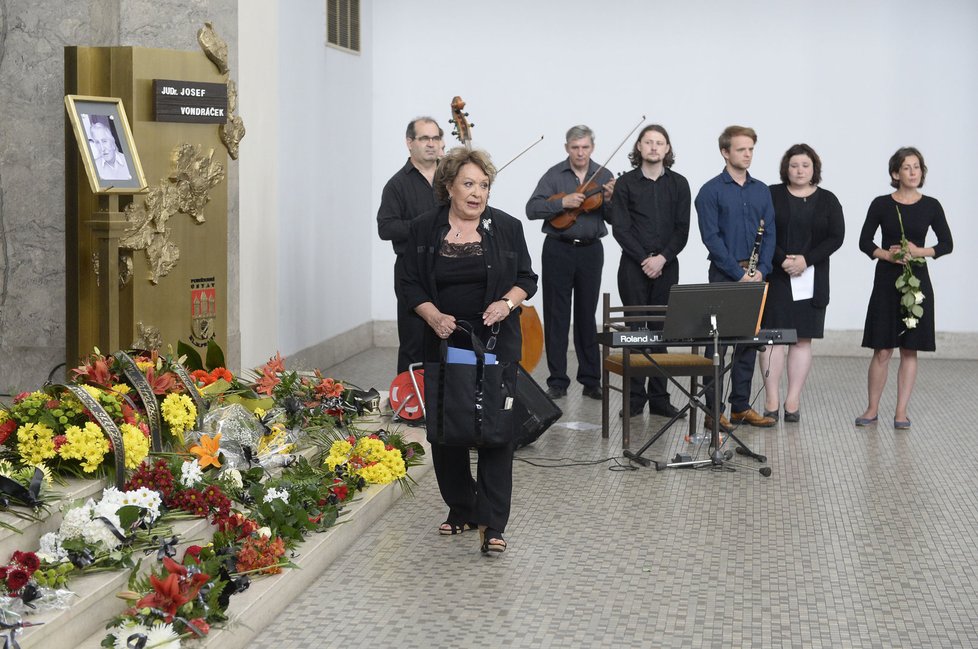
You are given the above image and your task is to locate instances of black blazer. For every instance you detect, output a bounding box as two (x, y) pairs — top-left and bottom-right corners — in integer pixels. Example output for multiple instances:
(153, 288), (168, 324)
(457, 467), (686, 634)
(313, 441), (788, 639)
(768, 184), (845, 307)
(400, 204), (538, 362)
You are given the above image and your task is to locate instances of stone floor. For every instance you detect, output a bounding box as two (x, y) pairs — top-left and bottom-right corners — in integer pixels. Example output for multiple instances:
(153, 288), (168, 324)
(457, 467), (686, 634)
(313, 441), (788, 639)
(255, 347), (978, 649)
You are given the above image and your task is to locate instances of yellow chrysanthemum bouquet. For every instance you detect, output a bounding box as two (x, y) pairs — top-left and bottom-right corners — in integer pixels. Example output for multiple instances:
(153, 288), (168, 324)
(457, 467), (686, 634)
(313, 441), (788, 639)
(324, 434), (407, 486)
(0, 386), (152, 480)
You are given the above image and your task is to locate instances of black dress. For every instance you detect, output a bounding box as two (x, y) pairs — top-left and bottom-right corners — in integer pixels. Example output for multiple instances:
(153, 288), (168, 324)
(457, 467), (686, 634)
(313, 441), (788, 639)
(763, 192), (820, 337)
(763, 185), (845, 339)
(859, 195), (954, 351)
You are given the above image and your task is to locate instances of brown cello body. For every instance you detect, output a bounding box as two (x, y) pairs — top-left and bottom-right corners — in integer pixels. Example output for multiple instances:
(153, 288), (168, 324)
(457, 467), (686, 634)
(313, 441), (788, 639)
(519, 304), (544, 373)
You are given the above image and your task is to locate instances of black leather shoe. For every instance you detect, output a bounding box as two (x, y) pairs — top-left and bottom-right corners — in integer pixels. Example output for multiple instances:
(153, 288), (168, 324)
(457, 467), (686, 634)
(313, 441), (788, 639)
(619, 402), (646, 418)
(649, 403), (686, 419)
(582, 385), (602, 400)
(545, 386), (567, 399)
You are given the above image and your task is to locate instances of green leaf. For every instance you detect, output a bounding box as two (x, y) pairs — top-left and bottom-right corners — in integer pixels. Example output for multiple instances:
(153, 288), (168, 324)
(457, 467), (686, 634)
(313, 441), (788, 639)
(177, 341), (204, 372)
(895, 276), (906, 289)
(901, 293), (915, 307)
(908, 275), (921, 288)
(911, 305), (923, 317)
(116, 504), (143, 530)
(205, 340), (226, 371)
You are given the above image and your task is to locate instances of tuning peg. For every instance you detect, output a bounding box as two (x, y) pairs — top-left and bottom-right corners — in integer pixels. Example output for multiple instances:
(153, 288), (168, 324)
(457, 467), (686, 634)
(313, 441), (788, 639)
(463, 111), (469, 117)
(469, 123), (475, 128)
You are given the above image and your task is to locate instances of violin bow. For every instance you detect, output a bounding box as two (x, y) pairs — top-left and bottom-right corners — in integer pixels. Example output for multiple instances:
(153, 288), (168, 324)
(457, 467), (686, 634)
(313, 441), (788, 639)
(583, 115), (646, 187)
(496, 135), (544, 174)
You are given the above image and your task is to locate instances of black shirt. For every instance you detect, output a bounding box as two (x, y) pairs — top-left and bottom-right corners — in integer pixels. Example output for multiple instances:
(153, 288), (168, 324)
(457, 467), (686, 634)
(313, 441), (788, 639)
(611, 166), (691, 265)
(377, 159), (436, 255)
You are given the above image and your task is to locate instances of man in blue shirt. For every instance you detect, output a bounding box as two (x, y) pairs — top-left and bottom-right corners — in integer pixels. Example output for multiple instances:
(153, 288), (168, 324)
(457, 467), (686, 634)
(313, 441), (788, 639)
(695, 125), (776, 430)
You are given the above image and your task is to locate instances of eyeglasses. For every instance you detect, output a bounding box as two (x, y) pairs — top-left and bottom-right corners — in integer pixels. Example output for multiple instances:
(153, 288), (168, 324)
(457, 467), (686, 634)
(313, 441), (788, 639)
(412, 135), (443, 144)
(486, 321), (500, 352)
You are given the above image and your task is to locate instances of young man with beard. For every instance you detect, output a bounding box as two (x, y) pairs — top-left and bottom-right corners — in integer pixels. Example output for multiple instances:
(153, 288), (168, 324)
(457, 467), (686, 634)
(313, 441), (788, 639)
(611, 124), (690, 418)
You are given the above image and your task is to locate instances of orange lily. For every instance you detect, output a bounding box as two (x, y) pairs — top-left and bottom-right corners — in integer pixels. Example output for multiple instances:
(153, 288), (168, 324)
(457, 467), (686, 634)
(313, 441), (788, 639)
(189, 432), (222, 469)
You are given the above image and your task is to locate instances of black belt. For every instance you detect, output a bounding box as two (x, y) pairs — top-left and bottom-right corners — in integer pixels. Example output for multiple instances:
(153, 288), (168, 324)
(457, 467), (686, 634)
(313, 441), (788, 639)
(553, 237), (598, 247)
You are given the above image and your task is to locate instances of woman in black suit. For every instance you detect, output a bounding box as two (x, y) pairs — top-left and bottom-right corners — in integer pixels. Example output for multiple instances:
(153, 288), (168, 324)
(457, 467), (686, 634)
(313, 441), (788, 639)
(401, 147), (537, 554)
(759, 144), (845, 422)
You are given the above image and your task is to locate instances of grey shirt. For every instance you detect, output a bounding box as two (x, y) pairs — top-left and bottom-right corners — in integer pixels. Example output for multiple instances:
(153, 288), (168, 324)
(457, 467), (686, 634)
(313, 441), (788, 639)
(525, 159), (613, 241)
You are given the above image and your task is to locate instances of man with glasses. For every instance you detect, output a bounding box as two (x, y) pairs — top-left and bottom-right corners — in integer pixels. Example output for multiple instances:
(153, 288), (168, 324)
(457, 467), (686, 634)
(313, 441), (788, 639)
(378, 117), (443, 375)
(526, 125), (615, 401)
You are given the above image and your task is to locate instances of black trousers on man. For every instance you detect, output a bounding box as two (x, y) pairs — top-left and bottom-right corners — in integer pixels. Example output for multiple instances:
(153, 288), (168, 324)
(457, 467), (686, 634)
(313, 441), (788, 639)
(541, 237), (603, 392)
(394, 255), (426, 375)
(617, 257), (679, 410)
(703, 263), (756, 413)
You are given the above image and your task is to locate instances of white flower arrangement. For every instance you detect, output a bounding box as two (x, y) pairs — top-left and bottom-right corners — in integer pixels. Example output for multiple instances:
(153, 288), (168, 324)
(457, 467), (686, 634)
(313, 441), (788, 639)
(180, 459), (204, 488)
(263, 486), (289, 504)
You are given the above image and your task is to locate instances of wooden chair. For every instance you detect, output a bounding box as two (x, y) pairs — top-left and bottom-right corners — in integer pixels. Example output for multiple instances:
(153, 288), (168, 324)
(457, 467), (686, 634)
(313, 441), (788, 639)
(601, 293), (714, 449)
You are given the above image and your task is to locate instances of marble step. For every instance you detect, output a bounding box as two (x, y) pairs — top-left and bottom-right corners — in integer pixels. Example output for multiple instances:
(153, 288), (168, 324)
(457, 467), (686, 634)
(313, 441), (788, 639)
(21, 416), (429, 649)
(0, 477), (107, 569)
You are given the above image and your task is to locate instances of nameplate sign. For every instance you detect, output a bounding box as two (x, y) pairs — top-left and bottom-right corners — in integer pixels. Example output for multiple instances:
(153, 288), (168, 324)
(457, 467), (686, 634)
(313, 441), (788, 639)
(613, 331), (663, 346)
(153, 79), (228, 123)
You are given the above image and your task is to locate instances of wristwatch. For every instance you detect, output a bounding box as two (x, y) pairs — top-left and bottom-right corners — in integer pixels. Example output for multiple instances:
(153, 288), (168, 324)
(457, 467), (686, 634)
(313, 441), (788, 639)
(504, 298), (516, 312)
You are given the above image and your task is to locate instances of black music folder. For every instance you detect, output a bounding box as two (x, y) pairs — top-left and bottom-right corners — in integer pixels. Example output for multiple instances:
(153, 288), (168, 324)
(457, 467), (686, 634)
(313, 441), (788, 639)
(661, 283), (768, 342)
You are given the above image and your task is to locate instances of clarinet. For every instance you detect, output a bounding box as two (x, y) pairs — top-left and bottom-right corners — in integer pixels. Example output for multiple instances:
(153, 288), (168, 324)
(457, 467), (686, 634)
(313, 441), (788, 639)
(746, 219), (765, 277)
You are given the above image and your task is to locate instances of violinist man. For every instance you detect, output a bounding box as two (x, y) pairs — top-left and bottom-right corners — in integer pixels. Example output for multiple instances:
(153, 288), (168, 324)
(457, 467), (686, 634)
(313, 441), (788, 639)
(695, 125), (777, 430)
(377, 117), (442, 375)
(611, 124), (690, 418)
(526, 125), (615, 400)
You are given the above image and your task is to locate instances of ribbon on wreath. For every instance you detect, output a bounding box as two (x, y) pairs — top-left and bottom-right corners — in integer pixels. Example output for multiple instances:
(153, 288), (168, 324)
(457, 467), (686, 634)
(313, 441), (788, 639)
(0, 619), (42, 649)
(0, 467), (44, 509)
(49, 384), (126, 489)
(114, 351), (164, 452)
(170, 363), (207, 430)
(146, 535), (180, 561)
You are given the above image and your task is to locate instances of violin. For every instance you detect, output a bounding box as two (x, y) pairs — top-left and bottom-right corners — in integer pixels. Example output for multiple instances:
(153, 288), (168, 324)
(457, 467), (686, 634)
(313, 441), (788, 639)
(545, 115), (647, 231)
(548, 181), (607, 230)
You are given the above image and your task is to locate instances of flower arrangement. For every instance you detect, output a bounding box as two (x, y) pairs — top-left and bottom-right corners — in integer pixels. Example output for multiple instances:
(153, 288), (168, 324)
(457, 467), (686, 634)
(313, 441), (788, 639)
(1, 387), (151, 480)
(0, 551), (41, 596)
(894, 206), (926, 331)
(324, 433), (407, 486)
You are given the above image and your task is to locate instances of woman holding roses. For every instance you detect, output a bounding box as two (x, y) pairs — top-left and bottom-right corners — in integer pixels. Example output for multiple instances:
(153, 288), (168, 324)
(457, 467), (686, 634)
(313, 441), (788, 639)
(856, 147), (953, 430)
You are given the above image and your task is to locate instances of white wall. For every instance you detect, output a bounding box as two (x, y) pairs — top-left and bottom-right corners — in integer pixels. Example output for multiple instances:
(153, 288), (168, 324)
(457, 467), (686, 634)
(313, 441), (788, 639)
(238, 1), (279, 368)
(370, 0), (976, 333)
(239, 0), (375, 366)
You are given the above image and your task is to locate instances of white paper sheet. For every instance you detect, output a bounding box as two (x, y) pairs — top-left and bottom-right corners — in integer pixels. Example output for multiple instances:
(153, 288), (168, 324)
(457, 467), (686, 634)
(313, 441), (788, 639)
(791, 265), (815, 301)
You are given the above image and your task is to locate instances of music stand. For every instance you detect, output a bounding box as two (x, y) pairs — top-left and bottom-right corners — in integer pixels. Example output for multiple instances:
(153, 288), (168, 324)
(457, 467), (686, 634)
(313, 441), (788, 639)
(625, 282), (770, 474)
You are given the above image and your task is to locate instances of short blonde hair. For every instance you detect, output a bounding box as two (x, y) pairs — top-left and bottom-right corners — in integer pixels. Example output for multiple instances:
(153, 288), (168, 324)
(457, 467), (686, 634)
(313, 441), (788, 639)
(719, 125), (757, 151)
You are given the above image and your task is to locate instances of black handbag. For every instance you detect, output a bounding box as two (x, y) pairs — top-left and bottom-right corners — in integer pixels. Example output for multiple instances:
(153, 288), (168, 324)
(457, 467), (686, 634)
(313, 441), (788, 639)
(424, 320), (515, 447)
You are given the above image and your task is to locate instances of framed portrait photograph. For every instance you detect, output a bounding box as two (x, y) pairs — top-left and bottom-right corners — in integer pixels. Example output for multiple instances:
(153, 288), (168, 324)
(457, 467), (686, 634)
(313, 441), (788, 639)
(65, 95), (147, 194)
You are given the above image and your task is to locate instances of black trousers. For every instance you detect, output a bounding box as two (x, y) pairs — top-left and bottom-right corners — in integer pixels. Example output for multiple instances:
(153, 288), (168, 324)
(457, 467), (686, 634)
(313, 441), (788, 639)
(429, 362), (517, 533)
(394, 255), (426, 375)
(617, 257), (679, 409)
(703, 263), (756, 413)
(541, 237), (603, 391)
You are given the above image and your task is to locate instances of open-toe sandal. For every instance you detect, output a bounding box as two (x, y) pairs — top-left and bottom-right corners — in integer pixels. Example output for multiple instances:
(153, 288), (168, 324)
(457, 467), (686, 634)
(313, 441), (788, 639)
(479, 528), (507, 554)
(439, 521), (476, 536)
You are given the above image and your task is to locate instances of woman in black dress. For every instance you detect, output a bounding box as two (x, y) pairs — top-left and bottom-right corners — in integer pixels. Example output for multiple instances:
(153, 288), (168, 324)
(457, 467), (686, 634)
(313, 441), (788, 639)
(855, 147), (953, 429)
(760, 144), (845, 422)
(401, 147), (537, 554)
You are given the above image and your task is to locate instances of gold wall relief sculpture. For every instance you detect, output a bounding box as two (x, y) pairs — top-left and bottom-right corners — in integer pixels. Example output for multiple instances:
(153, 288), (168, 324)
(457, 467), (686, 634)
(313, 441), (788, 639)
(66, 44), (229, 363)
(119, 144), (226, 285)
(198, 22), (245, 160)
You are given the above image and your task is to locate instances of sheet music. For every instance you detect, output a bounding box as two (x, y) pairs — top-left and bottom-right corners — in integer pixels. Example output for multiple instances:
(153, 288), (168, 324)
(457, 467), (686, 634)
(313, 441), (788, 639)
(791, 266), (815, 301)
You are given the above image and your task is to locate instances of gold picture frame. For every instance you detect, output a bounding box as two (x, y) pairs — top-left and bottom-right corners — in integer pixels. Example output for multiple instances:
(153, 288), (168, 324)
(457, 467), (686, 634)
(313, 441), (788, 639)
(65, 94), (148, 194)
